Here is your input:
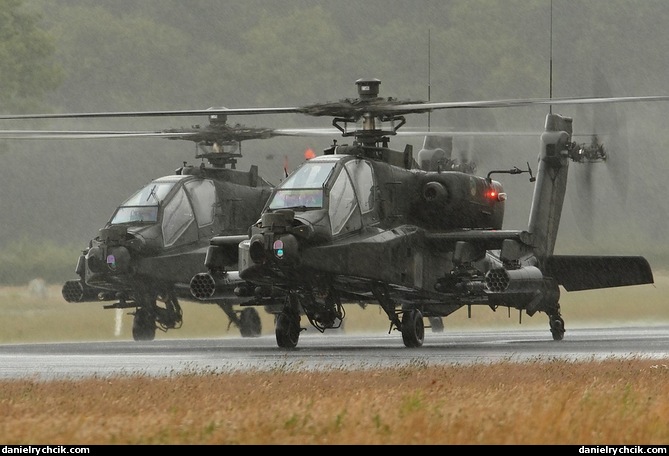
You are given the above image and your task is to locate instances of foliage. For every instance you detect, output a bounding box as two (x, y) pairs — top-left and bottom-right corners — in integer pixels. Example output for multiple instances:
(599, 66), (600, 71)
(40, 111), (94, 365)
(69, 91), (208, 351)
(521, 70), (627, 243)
(0, 237), (78, 285)
(1, 0), (669, 262)
(0, 0), (62, 112)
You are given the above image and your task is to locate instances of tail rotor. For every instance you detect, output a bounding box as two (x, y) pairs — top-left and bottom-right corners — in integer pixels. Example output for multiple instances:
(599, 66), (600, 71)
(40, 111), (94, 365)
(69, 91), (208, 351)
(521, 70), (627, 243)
(569, 69), (630, 243)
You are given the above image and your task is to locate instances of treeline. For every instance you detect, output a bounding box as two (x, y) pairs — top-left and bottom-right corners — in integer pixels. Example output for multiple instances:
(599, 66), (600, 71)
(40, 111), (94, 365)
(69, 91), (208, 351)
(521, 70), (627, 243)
(2, 0), (669, 283)
(19, 0), (669, 113)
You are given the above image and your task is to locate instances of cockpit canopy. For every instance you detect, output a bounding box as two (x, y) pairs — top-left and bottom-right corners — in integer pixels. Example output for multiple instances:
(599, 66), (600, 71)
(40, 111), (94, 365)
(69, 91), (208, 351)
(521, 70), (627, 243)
(267, 155), (376, 237)
(109, 175), (217, 247)
(111, 180), (175, 224)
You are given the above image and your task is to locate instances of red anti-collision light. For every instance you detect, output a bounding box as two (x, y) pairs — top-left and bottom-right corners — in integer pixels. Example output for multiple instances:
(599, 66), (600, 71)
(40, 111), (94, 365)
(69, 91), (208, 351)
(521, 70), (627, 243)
(485, 189), (507, 202)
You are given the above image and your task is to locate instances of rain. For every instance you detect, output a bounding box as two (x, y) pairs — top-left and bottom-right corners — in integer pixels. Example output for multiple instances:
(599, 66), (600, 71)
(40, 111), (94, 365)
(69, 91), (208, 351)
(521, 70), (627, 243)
(1, 0), (669, 285)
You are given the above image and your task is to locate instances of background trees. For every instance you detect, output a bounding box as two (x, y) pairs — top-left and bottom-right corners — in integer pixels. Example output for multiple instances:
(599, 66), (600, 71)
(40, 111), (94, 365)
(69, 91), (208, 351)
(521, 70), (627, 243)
(2, 0), (668, 283)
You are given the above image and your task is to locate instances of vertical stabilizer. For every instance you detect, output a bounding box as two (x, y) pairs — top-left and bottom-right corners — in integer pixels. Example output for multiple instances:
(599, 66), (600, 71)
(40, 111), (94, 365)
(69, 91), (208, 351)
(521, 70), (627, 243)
(527, 113), (572, 262)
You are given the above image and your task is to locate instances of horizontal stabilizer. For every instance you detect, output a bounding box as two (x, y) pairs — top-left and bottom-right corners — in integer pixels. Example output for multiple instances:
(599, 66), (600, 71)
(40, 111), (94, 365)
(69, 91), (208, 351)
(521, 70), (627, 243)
(544, 255), (654, 292)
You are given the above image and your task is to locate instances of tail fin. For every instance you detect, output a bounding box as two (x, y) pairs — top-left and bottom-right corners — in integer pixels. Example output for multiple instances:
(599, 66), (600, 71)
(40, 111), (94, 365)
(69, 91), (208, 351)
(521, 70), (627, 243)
(528, 114), (654, 292)
(527, 113), (572, 261)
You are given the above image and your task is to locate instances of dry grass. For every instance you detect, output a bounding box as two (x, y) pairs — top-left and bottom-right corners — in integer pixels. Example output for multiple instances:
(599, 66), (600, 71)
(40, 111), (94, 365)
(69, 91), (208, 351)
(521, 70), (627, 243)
(1, 277), (669, 444)
(0, 359), (668, 444)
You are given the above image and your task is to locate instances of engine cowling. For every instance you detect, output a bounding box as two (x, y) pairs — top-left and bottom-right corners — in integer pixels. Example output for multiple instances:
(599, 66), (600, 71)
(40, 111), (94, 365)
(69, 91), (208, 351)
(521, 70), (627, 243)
(412, 173), (505, 230)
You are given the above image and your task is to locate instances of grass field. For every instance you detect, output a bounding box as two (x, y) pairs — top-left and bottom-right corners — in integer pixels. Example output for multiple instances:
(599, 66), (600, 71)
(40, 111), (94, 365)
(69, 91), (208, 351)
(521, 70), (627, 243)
(1, 358), (668, 444)
(1, 276), (668, 445)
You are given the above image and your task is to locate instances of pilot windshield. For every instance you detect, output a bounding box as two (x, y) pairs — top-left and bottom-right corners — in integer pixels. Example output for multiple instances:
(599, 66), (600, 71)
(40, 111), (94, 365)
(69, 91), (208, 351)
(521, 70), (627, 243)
(110, 181), (176, 224)
(280, 161), (336, 189)
(268, 161), (336, 210)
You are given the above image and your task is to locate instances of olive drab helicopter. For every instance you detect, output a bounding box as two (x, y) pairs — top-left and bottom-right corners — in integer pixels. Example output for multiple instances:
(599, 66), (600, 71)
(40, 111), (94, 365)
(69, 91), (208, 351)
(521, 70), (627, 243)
(189, 129), (472, 334)
(0, 114), (317, 341)
(189, 78), (660, 349)
(2, 78), (666, 348)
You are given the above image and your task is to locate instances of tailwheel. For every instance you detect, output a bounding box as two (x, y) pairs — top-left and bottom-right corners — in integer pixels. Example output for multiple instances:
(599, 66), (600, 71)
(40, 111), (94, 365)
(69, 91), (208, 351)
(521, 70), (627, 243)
(239, 307), (262, 337)
(401, 309), (425, 348)
(549, 315), (565, 341)
(132, 306), (156, 341)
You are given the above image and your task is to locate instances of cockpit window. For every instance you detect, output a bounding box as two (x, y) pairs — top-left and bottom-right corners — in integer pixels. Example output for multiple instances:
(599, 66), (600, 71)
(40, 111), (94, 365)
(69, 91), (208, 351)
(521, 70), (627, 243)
(280, 161), (336, 189)
(268, 160), (335, 210)
(329, 168), (361, 235)
(121, 181), (175, 206)
(345, 160), (374, 214)
(111, 206), (159, 224)
(184, 179), (216, 227)
(162, 187), (194, 246)
(110, 181), (175, 225)
(269, 188), (323, 210)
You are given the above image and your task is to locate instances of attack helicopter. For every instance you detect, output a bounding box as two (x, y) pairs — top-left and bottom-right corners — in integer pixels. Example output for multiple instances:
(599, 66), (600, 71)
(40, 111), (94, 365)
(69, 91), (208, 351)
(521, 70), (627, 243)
(0, 114), (312, 341)
(190, 78), (658, 348)
(2, 78), (665, 348)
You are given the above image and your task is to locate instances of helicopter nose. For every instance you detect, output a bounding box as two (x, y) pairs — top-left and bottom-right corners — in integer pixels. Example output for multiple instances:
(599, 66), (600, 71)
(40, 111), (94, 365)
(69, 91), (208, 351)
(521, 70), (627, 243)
(248, 233), (301, 265)
(270, 234), (299, 263)
(86, 246), (131, 273)
(104, 246), (132, 272)
(86, 246), (106, 273)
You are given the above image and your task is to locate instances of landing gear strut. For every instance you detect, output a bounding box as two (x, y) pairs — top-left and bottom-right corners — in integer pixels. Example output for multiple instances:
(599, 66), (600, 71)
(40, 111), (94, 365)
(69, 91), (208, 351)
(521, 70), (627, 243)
(130, 291), (182, 341)
(549, 312), (565, 341)
(216, 303), (262, 337)
(371, 283), (426, 348)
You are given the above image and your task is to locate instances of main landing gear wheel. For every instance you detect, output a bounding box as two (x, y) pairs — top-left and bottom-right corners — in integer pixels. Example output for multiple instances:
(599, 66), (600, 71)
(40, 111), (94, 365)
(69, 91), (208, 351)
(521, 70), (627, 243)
(239, 307), (262, 337)
(549, 315), (565, 341)
(401, 309), (425, 348)
(275, 310), (301, 349)
(132, 307), (156, 341)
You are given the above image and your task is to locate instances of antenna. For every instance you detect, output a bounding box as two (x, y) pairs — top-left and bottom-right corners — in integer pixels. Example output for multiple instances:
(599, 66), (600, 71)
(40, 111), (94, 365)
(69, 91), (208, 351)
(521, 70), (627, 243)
(427, 28), (431, 131)
(549, 0), (553, 113)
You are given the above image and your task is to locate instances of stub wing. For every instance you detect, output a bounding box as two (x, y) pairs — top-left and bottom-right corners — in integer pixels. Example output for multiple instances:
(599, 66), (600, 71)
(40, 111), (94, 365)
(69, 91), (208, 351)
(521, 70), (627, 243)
(423, 229), (533, 251)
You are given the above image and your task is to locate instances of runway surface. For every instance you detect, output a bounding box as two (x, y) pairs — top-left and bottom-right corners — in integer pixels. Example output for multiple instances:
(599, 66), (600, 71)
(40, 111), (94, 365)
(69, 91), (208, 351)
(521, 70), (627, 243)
(1, 325), (668, 380)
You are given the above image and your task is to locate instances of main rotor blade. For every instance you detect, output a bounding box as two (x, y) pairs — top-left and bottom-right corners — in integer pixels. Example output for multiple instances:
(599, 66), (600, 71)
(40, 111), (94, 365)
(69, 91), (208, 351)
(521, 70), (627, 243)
(0, 130), (199, 139)
(0, 128), (539, 140)
(2, 94), (669, 121)
(0, 128), (339, 140)
(397, 129), (539, 137)
(0, 106), (302, 120)
(400, 94), (669, 112)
